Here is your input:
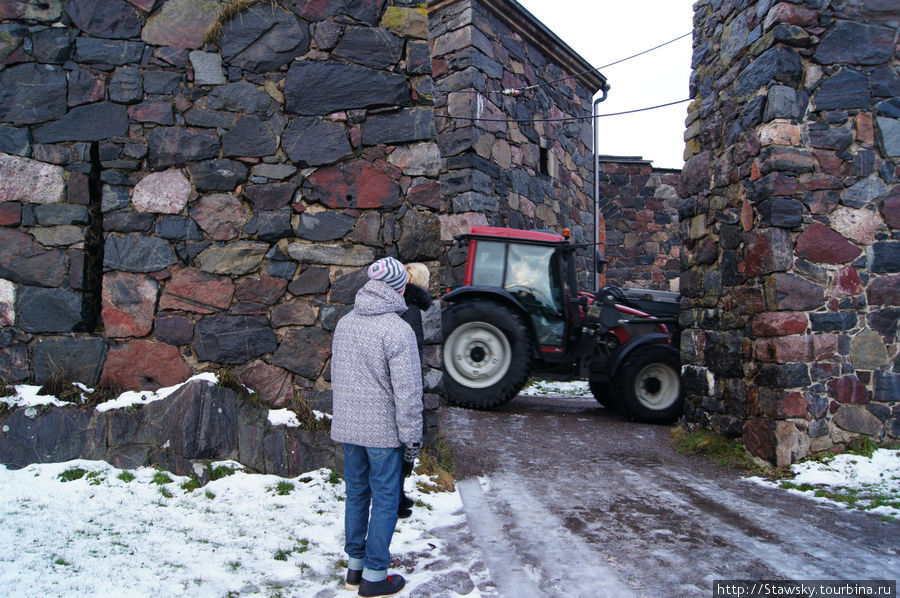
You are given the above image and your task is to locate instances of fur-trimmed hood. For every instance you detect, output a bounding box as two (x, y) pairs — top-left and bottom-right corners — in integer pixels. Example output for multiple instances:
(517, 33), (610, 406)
(404, 283), (433, 311)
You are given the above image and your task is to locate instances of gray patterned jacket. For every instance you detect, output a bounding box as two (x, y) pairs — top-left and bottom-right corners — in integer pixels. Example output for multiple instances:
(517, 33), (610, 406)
(330, 279), (423, 449)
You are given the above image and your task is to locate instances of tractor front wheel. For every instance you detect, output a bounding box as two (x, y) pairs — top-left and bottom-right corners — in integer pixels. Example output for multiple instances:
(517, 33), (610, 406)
(616, 346), (683, 422)
(442, 300), (532, 409)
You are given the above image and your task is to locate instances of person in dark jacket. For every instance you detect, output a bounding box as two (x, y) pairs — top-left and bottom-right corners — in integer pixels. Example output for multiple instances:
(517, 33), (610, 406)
(331, 256), (423, 598)
(397, 263), (434, 518)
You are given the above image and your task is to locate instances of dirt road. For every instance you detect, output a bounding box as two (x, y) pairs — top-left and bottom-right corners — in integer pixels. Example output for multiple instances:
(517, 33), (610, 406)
(440, 393), (899, 598)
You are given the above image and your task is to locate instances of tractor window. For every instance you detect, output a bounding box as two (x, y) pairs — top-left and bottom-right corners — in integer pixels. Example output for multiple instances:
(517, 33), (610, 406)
(471, 241), (505, 287)
(504, 244), (565, 346)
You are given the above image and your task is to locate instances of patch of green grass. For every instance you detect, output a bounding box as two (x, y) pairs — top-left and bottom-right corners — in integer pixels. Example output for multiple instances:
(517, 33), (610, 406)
(273, 548), (291, 561)
(327, 468), (341, 485)
(53, 557), (71, 566)
(205, 490), (216, 500)
(670, 425), (780, 477)
(181, 477), (202, 493)
(117, 471), (135, 483)
(59, 468), (88, 482)
(158, 486), (174, 499)
(209, 465), (236, 481)
(272, 481), (294, 496)
(296, 539), (310, 553)
(151, 471), (173, 485)
(227, 560), (241, 571)
(780, 481), (817, 492)
(86, 471), (104, 486)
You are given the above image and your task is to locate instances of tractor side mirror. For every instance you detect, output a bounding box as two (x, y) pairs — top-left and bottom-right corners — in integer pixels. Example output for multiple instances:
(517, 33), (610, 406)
(595, 249), (607, 274)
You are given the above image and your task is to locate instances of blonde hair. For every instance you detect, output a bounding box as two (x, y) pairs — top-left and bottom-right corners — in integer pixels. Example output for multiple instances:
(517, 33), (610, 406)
(405, 262), (430, 289)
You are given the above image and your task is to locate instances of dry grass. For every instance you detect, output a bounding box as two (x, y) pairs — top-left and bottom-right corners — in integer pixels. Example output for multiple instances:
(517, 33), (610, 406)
(415, 435), (455, 493)
(204, 0), (282, 44)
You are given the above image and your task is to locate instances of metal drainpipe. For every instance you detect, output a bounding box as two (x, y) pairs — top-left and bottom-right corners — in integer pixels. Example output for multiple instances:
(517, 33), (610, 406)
(592, 87), (609, 292)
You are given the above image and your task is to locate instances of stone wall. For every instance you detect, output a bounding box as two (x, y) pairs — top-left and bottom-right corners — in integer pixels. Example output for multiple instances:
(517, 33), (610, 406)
(597, 157), (682, 291)
(681, 0), (899, 465)
(0, 0), (443, 445)
(428, 0), (607, 290)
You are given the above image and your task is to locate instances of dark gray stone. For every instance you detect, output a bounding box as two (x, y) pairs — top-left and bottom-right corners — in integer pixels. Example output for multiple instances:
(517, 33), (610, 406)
(764, 85), (808, 122)
(399, 209), (441, 261)
(814, 21), (895, 66)
(282, 117), (353, 166)
(103, 233), (177, 273)
(756, 364), (811, 388)
(284, 61), (410, 115)
(147, 127), (219, 169)
(65, 0), (141, 39)
(0, 343), (29, 383)
(815, 69), (871, 111)
(0, 23), (27, 63)
(288, 266), (330, 295)
(361, 108), (437, 146)
(244, 183), (298, 210)
(143, 70), (183, 95)
(243, 208), (292, 242)
(266, 260), (296, 280)
(758, 198), (803, 228)
(877, 98), (900, 119)
(189, 159), (249, 192)
(219, 4), (310, 73)
(74, 36), (144, 65)
(109, 66), (143, 103)
(318, 304), (352, 332)
(222, 115), (278, 158)
(270, 327), (331, 379)
(0, 228), (67, 287)
(869, 242), (900, 273)
(33, 102), (128, 143)
(33, 337), (107, 386)
(736, 47), (802, 97)
(0, 63), (68, 125)
(327, 268), (369, 304)
(875, 371), (900, 402)
(809, 124), (853, 151)
(34, 204), (90, 225)
(872, 65), (900, 98)
(184, 108), (235, 129)
(334, 26), (403, 69)
(155, 216), (203, 241)
(17, 286), (83, 333)
(101, 185), (131, 212)
(810, 312), (858, 331)
(205, 81), (273, 114)
(295, 211), (355, 241)
(103, 210), (156, 232)
(0, 408), (102, 469)
(155, 315), (194, 345)
(0, 125), (31, 156)
(193, 315), (277, 364)
(66, 65), (106, 107)
(32, 27), (73, 63)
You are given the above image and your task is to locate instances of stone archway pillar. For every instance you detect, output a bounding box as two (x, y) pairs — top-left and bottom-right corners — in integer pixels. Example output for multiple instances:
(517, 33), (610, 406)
(680, 1), (899, 465)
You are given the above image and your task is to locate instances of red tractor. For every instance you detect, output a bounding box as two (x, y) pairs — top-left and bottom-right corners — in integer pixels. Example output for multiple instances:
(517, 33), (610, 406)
(441, 226), (683, 422)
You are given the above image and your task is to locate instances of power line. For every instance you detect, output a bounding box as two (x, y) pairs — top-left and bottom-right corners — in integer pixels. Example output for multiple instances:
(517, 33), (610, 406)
(436, 98), (691, 123)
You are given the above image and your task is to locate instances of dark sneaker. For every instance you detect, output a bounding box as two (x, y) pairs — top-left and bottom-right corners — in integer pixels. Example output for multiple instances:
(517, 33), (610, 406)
(398, 493), (414, 519)
(358, 574), (406, 597)
(345, 568), (363, 591)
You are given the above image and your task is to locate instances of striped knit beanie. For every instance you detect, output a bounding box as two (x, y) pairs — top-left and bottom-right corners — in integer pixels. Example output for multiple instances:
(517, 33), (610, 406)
(367, 257), (408, 294)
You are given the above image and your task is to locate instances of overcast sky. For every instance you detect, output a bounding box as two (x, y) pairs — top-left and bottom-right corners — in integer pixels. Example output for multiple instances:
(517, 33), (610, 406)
(514, 0), (696, 170)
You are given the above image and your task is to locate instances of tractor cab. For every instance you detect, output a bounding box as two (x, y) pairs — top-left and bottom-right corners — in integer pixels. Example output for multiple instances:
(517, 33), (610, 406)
(441, 226), (683, 422)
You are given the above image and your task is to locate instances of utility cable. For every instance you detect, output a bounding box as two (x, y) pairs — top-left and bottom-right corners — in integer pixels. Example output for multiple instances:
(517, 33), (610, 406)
(436, 98), (690, 123)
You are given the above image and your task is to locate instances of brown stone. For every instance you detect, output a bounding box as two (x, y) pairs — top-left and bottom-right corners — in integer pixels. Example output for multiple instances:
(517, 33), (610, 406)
(813, 334), (839, 360)
(269, 299), (317, 327)
(768, 273), (825, 311)
(795, 222), (861, 264)
(101, 339), (192, 391)
(234, 359), (294, 408)
(828, 377), (868, 404)
(0, 202), (20, 225)
(101, 271), (159, 338)
(780, 392), (808, 418)
(159, 268), (234, 314)
(407, 178), (441, 210)
(743, 418), (776, 462)
(763, 2), (819, 29)
(741, 228), (793, 278)
(190, 193), (249, 240)
(833, 405), (882, 436)
(881, 188), (900, 229)
(867, 274), (899, 305)
(235, 275), (287, 306)
(753, 336), (814, 363)
(751, 312), (808, 336)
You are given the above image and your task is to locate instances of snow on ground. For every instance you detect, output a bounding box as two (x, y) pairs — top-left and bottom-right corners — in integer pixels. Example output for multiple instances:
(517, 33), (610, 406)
(520, 379), (592, 397)
(0, 459), (470, 598)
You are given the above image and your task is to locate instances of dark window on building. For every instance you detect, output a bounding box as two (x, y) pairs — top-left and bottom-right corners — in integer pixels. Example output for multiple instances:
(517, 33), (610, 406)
(540, 146), (550, 176)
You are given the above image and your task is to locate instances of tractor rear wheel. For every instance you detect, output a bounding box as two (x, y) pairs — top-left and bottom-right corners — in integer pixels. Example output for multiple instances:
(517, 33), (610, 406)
(589, 380), (620, 410)
(442, 300), (532, 409)
(616, 345), (682, 422)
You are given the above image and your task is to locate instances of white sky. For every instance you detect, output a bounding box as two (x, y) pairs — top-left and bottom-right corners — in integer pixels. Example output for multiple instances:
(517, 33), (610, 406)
(516, 0), (696, 169)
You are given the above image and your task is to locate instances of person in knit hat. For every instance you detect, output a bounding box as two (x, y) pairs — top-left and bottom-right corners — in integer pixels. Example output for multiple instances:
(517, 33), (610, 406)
(331, 256), (422, 598)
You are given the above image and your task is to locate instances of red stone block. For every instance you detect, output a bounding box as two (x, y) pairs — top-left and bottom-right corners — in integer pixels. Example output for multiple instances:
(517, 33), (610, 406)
(235, 275), (287, 306)
(752, 312), (809, 336)
(0, 202), (21, 226)
(743, 418), (776, 462)
(407, 179), (440, 210)
(101, 272), (158, 338)
(813, 334), (839, 360)
(753, 336), (814, 363)
(780, 391), (808, 418)
(826, 265), (863, 298)
(866, 274), (899, 306)
(796, 222), (862, 264)
(881, 188), (900, 229)
(159, 268), (234, 314)
(828, 376), (868, 404)
(101, 339), (192, 391)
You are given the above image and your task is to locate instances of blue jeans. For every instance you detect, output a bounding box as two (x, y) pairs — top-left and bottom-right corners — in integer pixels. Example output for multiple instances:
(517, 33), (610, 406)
(343, 444), (402, 577)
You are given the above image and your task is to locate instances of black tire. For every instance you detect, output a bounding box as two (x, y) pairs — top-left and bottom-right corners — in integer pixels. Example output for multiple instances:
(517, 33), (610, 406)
(442, 300), (533, 409)
(589, 380), (620, 410)
(616, 345), (683, 422)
